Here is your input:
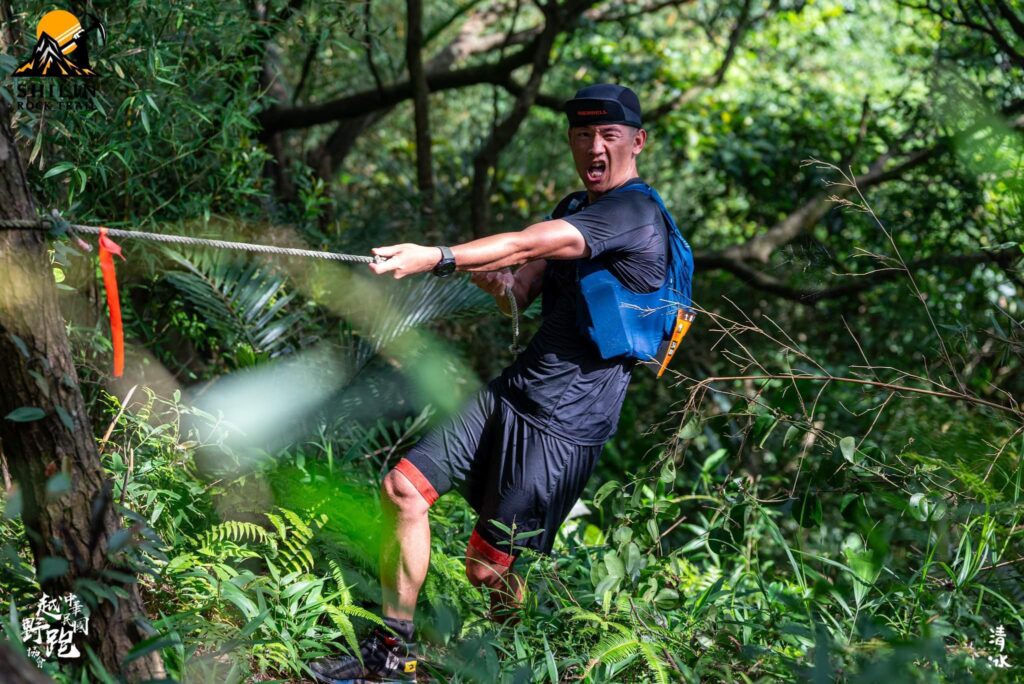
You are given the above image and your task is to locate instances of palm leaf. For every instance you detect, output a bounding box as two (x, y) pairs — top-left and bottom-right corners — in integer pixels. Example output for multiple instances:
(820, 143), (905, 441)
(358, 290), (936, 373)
(162, 247), (303, 355)
(165, 245), (495, 374)
(348, 274), (492, 371)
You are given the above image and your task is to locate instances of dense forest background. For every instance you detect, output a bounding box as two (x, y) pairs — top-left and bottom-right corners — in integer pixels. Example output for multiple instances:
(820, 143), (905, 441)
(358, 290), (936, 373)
(0, 0), (1022, 681)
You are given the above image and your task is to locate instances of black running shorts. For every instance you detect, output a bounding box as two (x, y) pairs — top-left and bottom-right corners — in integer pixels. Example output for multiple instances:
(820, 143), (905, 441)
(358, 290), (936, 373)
(395, 379), (603, 566)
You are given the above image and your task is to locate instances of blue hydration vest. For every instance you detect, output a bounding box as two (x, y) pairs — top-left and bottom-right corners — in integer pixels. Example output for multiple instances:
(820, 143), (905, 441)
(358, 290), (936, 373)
(569, 183), (695, 376)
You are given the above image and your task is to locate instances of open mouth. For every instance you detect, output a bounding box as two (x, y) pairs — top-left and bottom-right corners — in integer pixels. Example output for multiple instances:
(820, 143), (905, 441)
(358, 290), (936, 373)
(586, 160), (606, 183)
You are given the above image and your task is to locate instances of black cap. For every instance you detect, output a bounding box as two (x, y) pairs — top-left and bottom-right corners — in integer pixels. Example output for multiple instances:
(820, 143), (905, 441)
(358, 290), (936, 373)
(564, 83), (643, 128)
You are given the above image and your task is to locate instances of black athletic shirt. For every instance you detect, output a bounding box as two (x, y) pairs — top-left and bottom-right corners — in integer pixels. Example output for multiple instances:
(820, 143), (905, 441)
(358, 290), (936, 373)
(492, 178), (668, 445)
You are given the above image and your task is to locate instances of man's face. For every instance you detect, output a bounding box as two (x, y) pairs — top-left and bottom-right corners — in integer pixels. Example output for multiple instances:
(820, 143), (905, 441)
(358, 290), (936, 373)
(568, 124), (646, 195)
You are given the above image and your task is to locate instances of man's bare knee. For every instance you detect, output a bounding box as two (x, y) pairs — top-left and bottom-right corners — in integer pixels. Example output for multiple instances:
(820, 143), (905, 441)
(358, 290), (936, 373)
(382, 470), (430, 518)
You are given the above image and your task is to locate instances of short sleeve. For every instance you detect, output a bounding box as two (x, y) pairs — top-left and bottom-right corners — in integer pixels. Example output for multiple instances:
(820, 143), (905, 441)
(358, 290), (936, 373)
(561, 192), (652, 259)
(561, 191), (667, 293)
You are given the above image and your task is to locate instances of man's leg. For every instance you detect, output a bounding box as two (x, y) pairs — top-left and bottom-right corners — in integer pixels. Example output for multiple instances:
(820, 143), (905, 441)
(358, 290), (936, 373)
(464, 533), (525, 623)
(308, 464), (434, 683)
(309, 384), (497, 682)
(377, 381), (498, 626)
(380, 463), (437, 621)
(463, 403), (606, 627)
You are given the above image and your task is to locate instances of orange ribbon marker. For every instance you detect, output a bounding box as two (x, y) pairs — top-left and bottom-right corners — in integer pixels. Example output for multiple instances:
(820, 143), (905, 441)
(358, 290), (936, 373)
(97, 228), (125, 377)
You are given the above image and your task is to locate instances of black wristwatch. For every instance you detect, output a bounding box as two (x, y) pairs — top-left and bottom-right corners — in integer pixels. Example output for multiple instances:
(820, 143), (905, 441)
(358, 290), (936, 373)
(432, 246), (456, 278)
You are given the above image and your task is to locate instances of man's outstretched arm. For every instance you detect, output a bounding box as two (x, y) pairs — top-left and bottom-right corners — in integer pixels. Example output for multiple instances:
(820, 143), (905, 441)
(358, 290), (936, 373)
(368, 219), (589, 279)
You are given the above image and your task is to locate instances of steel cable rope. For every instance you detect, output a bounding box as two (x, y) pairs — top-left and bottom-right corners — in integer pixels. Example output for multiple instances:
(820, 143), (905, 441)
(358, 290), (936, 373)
(0, 216), (524, 353)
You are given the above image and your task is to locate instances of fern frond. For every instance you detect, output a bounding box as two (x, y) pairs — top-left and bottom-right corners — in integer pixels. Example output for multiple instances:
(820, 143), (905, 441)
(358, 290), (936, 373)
(280, 507), (313, 540)
(564, 607), (632, 635)
(265, 512), (287, 539)
(325, 605), (359, 656)
(191, 520), (273, 557)
(277, 537), (315, 575)
(639, 641), (671, 684)
(327, 560), (353, 605)
(330, 604), (384, 624)
(261, 507), (324, 575)
(613, 592), (634, 616)
(586, 633), (640, 677)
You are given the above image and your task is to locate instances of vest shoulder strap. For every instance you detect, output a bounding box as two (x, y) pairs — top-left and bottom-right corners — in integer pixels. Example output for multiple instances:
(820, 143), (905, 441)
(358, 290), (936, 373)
(550, 191), (588, 220)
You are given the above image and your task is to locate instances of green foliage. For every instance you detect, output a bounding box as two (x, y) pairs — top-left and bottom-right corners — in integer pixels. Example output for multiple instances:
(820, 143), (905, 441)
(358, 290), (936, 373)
(1, 0), (1023, 681)
(161, 248), (306, 361)
(157, 504), (376, 678)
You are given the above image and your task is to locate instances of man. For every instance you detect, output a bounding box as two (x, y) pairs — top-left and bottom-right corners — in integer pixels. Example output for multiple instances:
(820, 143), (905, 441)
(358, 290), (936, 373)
(310, 83), (671, 683)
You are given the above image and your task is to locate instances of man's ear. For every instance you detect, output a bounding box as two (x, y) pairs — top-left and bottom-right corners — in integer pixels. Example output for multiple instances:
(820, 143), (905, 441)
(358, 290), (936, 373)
(632, 127), (647, 155)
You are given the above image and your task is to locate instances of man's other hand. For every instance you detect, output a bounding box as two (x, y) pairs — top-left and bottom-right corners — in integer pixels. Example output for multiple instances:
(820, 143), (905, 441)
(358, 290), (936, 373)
(369, 244), (441, 278)
(469, 269), (515, 298)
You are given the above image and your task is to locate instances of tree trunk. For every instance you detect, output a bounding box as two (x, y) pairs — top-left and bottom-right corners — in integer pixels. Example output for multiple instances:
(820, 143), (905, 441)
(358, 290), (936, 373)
(0, 642), (54, 684)
(0, 102), (165, 680)
(406, 0), (435, 227)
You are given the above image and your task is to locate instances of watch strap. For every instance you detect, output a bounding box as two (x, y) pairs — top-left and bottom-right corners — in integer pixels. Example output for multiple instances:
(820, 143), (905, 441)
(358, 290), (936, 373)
(432, 245), (456, 277)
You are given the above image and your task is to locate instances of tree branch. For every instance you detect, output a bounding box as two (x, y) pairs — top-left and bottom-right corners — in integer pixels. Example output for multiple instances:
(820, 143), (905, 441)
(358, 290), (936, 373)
(500, 0), (739, 121)
(698, 244), (1023, 305)
(498, 74), (565, 111)
(702, 101), (1024, 265)
(904, 0), (1024, 70)
(365, 0), (387, 94)
(300, 0), (723, 179)
(646, 0), (753, 121)
(471, 2), (586, 236)
(594, 0), (696, 22)
(992, 0), (1024, 42)
(703, 148), (922, 265)
(306, 2), (512, 179)
(971, 0), (1024, 70)
(260, 37), (542, 132)
(272, 0), (700, 135)
(250, 0), (308, 202)
(292, 37), (321, 105)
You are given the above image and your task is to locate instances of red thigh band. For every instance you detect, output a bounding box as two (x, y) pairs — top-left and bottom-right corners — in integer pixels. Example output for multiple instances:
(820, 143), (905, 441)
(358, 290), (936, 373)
(394, 458), (439, 506)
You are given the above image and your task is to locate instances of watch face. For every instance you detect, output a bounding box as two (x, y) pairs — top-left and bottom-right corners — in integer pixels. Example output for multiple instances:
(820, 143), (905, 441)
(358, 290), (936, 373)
(436, 260), (457, 277)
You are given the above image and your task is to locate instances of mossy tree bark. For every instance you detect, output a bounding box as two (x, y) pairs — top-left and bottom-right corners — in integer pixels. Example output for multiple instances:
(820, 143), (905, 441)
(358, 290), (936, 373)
(0, 102), (165, 680)
(0, 642), (54, 683)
